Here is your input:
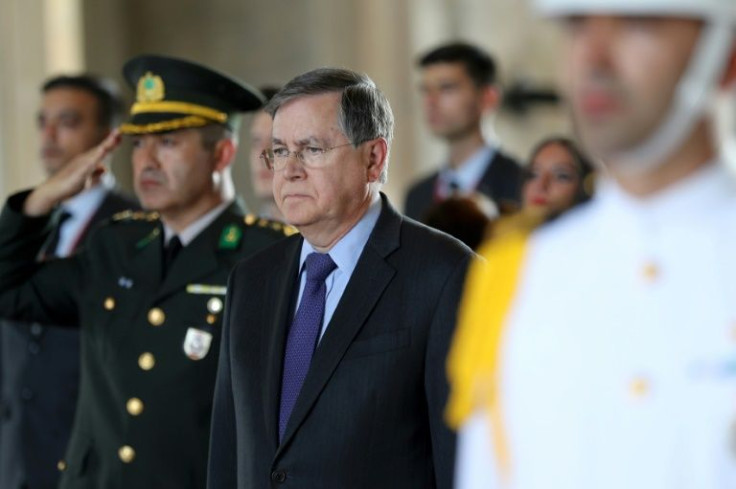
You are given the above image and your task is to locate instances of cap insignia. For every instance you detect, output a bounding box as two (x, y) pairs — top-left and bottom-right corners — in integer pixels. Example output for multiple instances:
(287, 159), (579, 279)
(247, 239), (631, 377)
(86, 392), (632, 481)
(137, 72), (165, 103)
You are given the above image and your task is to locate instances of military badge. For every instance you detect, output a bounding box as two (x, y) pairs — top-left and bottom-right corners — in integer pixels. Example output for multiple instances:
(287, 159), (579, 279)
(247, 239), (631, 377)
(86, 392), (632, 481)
(136, 228), (160, 249)
(137, 71), (165, 103)
(186, 284), (227, 295)
(183, 327), (213, 360)
(219, 224), (242, 249)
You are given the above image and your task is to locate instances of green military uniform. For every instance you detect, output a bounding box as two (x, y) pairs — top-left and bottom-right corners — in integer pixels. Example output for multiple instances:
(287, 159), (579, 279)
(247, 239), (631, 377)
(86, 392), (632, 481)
(0, 55), (292, 488)
(0, 192), (293, 488)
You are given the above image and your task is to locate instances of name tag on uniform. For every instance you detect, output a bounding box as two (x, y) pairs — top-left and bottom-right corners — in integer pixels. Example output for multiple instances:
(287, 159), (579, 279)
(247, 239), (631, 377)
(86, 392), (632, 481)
(186, 284), (227, 296)
(183, 328), (213, 360)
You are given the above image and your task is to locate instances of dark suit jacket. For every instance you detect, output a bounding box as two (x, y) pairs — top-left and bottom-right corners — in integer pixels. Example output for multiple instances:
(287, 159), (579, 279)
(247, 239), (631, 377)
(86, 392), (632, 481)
(0, 191), (290, 489)
(207, 195), (473, 489)
(0, 189), (137, 489)
(404, 149), (523, 221)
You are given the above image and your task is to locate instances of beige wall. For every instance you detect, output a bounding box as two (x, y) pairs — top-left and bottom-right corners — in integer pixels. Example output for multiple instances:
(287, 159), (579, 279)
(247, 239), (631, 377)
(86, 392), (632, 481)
(0, 0), (48, 197)
(1, 0), (572, 204)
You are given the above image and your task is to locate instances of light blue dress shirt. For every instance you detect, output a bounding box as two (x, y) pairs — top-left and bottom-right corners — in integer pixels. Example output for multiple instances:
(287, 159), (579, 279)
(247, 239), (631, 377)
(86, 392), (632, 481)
(294, 195), (382, 340)
(436, 145), (496, 198)
(55, 185), (108, 257)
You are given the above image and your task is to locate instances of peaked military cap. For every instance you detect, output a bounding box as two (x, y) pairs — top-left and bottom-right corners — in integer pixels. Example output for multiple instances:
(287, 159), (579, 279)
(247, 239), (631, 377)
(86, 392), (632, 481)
(120, 54), (264, 134)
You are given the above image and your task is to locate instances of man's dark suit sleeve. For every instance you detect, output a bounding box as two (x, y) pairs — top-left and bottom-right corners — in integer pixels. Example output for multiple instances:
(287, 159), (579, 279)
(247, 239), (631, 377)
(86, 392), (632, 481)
(207, 269), (239, 489)
(425, 252), (472, 489)
(0, 191), (81, 326)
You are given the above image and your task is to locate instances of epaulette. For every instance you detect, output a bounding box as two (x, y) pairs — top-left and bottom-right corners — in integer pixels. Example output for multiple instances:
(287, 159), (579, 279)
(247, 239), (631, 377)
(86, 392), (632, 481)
(243, 213), (298, 237)
(112, 210), (160, 222)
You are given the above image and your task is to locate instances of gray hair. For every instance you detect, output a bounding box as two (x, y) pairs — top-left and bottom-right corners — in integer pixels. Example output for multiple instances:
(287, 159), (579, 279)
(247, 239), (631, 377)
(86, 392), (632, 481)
(265, 68), (394, 183)
(198, 124), (237, 152)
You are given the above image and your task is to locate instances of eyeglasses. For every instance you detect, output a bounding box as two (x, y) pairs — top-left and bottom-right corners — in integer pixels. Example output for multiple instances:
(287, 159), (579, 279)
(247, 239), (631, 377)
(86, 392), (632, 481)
(260, 142), (355, 171)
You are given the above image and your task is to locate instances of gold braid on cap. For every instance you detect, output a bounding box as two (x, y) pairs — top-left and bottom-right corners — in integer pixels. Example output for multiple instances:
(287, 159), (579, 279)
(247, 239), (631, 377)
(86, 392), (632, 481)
(119, 115), (212, 134)
(130, 101), (228, 123)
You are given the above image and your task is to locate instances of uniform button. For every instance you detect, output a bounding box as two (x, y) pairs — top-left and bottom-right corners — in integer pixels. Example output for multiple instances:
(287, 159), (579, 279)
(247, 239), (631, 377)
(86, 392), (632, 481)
(30, 323), (43, 337)
(629, 377), (651, 398)
(28, 342), (40, 355)
(57, 460), (67, 471)
(104, 297), (116, 311)
(271, 470), (287, 483)
(118, 445), (136, 463)
(207, 297), (223, 314)
(126, 397), (144, 416)
(138, 352), (156, 371)
(641, 262), (659, 282)
(21, 388), (34, 402)
(147, 308), (165, 326)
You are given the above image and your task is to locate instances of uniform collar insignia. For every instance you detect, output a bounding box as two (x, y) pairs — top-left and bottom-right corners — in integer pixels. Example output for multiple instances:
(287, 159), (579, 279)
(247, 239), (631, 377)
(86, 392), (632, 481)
(219, 224), (242, 249)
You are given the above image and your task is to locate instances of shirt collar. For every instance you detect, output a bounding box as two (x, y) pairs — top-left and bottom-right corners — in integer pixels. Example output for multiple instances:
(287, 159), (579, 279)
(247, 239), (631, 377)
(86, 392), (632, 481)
(438, 145), (495, 194)
(163, 200), (231, 246)
(298, 195), (382, 276)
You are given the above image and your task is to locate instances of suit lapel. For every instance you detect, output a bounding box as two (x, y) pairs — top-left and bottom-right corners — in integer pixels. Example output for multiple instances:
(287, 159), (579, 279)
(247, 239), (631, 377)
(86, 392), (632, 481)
(263, 237), (303, 447)
(476, 151), (504, 197)
(276, 195), (402, 454)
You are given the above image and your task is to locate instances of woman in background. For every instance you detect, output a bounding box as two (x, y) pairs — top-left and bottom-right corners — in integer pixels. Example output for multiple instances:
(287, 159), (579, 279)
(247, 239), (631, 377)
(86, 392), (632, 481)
(521, 136), (595, 218)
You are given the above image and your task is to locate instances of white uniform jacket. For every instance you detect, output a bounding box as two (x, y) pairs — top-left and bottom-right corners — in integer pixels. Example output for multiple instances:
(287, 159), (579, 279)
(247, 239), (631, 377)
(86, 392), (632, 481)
(457, 163), (736, 489)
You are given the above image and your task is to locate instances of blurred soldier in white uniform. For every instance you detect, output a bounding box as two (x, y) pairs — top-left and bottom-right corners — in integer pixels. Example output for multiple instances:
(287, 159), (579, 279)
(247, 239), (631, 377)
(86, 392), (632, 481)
(447, 0), (736, 488)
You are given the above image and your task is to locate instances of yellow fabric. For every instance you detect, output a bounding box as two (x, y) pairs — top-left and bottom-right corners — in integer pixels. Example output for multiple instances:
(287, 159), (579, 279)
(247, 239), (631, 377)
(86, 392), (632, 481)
(446, 214), (538, 478)
(119, 115), (211, 135)
(130, 101), (228, 123)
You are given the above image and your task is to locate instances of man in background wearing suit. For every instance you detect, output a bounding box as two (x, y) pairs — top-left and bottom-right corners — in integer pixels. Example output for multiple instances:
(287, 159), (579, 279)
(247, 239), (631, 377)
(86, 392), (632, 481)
(404, 42), (523, 221)
(0, 74), (137, 489)
(208, 68), (473, 489)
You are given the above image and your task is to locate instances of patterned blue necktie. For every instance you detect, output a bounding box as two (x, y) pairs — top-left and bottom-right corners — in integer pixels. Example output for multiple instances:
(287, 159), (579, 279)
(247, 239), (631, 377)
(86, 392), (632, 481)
(279, 252), (336, 441)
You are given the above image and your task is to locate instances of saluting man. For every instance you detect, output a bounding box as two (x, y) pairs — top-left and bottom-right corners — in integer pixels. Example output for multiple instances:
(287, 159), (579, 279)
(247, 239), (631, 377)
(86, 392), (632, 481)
(447, 0), (736, 488)
(0, 55), (292, 489)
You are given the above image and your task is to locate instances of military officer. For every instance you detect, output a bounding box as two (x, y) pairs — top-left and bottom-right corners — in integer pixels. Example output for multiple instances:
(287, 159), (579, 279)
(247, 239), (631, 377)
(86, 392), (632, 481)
(447, 0), (736, 488)
(0, 55), (293, 489)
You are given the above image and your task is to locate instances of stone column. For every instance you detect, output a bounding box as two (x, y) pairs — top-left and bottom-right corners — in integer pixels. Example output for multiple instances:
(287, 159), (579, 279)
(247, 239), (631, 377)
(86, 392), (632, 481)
(0, 0), (85, 199)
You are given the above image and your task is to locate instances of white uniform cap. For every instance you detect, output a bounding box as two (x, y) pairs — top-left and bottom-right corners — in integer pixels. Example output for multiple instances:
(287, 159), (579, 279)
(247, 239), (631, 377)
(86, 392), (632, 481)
(535, 0), (736, 22)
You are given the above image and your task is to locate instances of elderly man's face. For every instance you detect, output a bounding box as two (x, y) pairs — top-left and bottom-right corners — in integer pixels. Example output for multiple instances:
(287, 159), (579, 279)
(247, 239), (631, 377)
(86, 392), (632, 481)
(562, 16), (702, 159)
(271, 92), (377, 242)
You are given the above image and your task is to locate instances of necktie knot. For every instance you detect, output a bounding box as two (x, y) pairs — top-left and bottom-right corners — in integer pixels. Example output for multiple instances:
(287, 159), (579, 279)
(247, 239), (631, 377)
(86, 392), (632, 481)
(56, 209), (73, 226)
(42, 208), (73, 259)
(304, 252), (336, 284)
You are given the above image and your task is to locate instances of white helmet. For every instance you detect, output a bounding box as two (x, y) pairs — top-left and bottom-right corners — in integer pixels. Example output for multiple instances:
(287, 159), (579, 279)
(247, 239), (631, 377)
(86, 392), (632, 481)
(534, 0), (736, 172)
(536, 0), (735, 21)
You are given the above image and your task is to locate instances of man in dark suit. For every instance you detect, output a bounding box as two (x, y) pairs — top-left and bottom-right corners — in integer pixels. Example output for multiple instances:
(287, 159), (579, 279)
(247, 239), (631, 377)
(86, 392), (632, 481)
(0, 55), (291, 489)
(0, 74), (138, 489)
(404, 42), (523, 221)
(207, 68), (473, 489)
